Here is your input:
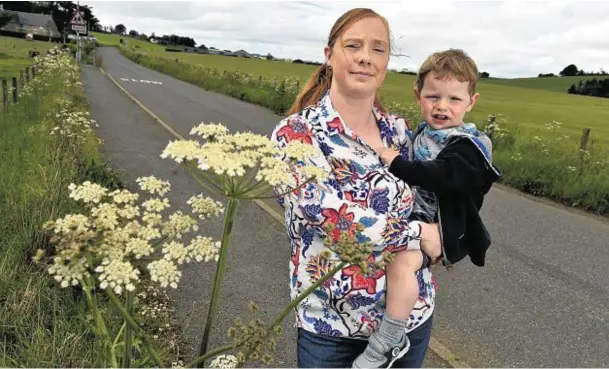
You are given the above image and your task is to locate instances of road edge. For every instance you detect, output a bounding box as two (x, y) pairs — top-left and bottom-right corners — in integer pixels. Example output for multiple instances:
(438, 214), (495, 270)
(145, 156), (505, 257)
(97, 66), (471, 368)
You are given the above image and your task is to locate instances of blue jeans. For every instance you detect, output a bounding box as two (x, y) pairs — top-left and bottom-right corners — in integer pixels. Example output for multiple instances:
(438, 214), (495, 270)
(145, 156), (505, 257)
(297, 315), (433, 368)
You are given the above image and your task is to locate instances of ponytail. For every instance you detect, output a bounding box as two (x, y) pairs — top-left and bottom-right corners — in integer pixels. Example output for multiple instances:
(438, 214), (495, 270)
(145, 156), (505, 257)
(286, 64), (332, 115)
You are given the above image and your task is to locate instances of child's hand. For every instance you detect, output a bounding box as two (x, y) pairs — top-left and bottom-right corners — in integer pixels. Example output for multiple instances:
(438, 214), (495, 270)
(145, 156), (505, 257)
(420, 223), (442, 262)
(375, 147), (400, 165)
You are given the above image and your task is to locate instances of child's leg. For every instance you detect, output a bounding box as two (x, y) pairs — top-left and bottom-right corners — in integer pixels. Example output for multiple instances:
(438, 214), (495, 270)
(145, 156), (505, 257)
(352, 250), (423, 368)
(386, 249), (424, 320)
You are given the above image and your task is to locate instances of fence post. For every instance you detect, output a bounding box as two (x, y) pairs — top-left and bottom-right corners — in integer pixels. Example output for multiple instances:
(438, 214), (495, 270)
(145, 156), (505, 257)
(32, 66), (36, 78)
(2, 79), (7, 112)
(12, 77), (18, 103)
(26, 67), (30, 83)
(20, 70), (24, 86)
(579, 128), (591, 175)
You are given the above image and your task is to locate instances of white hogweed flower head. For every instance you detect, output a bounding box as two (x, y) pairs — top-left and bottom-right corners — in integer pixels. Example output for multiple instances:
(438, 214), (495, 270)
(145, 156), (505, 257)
(160, 123), (327, 196)
(210, 354), (239, 369)
(187, 236), (221, 262)
(162, 240), (190, 264)
(147, 259), (181, 288)
(110, 189), (139, 204)
(190, 122), (229, 140)
(142, 198), (170, 212)
(161, 211), (198, 239)
(95, 257), (141, 294)
(160, 139), (201, 163)
(68, 181), (107, 204)
(136, 176), (171, 196)
(187, 194), (224, 219)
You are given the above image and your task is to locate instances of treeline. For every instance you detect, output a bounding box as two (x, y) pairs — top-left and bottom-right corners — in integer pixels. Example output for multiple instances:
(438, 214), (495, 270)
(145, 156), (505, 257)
(567, 78), (609, 98)
(539, 64), (608, 78)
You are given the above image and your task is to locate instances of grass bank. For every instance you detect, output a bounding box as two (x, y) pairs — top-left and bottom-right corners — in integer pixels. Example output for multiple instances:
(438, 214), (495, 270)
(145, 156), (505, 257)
(0, 49), (180, 366)
(113, 40), (609, 216)
(0, 36), (56, 77)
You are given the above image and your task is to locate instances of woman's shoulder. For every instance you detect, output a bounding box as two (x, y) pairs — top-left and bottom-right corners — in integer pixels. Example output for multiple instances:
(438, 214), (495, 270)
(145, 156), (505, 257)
(271, 105), (319, 145)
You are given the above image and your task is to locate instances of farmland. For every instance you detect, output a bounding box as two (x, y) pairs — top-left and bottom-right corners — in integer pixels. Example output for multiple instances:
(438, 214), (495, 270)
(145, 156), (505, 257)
(94, 33), (609, 144)
(95, 33), (609, 214)
(0, 36), (56, 77)
(482, 75), (600, 93)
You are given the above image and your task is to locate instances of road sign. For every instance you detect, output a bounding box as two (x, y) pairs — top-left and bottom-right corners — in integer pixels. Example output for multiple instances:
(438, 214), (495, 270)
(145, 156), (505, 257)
(71, 24), (86, 32)
(69, 10), (86, 33)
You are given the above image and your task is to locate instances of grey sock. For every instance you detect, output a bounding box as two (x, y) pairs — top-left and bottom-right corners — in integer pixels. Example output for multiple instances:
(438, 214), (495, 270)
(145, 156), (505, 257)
(376, 314), (408, 345)
(363, 314), (408, 360)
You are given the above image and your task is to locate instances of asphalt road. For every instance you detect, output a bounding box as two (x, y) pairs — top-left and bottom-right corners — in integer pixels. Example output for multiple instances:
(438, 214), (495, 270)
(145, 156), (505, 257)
(84, 47), (609, 367)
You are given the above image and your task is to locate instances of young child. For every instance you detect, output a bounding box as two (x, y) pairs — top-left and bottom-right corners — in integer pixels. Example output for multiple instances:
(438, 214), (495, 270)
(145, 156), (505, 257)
(353, 49), (502, 368)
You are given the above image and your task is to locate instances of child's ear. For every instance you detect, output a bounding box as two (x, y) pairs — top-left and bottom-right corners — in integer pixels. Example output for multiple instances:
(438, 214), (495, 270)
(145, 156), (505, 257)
(466, 92), (480, 112)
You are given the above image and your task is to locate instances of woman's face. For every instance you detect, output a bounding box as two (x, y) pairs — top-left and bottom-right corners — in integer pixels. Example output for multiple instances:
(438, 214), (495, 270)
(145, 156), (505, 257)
(325, 17), (390, 99)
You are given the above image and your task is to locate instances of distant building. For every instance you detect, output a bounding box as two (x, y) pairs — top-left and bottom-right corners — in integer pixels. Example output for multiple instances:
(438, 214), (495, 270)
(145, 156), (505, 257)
(0, 8), (61, 40)
(233, 49), (251, 58)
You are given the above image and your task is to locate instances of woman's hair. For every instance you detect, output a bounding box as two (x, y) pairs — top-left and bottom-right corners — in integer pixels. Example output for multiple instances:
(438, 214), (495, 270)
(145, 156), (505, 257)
(286, 8), (391, 115)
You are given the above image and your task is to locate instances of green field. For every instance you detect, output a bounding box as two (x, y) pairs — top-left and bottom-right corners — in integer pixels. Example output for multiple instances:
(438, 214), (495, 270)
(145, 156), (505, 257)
(481, 75), (595, 93)
(0, 36), (56, 78)
(95, 33), (609, 214)
(94, 33), (609, 145)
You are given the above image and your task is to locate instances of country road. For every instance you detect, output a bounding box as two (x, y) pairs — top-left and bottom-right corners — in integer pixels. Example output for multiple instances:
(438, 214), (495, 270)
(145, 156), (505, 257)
(83, 47), (609, 367)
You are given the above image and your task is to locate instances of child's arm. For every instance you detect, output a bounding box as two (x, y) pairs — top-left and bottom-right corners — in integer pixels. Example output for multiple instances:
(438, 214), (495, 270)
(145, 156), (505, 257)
(379, 139), (489, 195)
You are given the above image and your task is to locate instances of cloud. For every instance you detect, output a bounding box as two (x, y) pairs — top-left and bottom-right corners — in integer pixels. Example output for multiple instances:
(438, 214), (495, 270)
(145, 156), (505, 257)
(83, 0), (609, 78)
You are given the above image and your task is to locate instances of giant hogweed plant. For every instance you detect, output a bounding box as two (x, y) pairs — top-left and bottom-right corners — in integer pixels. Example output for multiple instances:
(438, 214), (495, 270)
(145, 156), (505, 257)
(37, 117), (395, 368)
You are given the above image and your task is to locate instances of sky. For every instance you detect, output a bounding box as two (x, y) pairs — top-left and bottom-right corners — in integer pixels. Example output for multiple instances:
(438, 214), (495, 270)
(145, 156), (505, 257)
(82, 0), (609, 78)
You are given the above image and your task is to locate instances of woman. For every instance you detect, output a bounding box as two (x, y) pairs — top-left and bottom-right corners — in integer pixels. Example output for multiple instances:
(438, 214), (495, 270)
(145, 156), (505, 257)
(270, 8), (442, 368)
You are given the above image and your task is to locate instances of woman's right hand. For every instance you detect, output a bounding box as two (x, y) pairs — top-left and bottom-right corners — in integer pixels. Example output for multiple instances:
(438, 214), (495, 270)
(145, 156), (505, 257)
(420, 222), (442, 264)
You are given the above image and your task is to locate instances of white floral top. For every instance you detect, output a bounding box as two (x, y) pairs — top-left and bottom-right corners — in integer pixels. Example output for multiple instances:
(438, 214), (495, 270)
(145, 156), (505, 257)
(270, 93), (437, 339)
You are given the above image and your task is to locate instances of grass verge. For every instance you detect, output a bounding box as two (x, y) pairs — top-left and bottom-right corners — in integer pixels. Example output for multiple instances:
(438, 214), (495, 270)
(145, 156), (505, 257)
(0, 49), (181, 366)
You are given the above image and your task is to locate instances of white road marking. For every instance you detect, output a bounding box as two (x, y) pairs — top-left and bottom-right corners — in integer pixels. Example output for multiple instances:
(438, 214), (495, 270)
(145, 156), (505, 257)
(119, 77), (163, 85)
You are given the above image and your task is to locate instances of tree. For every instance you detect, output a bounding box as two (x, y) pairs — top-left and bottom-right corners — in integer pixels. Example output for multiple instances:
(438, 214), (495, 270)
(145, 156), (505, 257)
(559, 64), (579, 77)
(128, 29), (138, 37)
(480, 71), (490, 78)
(567, 84), (576, 94)
(114, 23), (126, 35)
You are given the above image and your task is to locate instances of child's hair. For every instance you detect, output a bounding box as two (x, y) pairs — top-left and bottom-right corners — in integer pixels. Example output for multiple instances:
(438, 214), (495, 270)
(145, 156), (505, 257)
(415, 49), (479, 95)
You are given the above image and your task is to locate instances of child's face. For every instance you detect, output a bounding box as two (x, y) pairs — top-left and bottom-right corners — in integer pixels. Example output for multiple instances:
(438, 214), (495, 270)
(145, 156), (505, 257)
(415, 72), (480, 130)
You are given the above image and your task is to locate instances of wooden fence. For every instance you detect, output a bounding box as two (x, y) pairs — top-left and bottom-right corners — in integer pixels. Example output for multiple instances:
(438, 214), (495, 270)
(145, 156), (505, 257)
(1, 64), (38, 113)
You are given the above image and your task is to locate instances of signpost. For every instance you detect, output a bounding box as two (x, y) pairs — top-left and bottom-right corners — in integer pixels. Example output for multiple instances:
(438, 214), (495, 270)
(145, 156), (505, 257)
(69, 3), (87, 63)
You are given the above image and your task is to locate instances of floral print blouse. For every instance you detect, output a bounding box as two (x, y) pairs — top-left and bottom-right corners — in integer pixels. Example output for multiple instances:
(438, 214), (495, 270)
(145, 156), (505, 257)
(270, 93), (437, 339)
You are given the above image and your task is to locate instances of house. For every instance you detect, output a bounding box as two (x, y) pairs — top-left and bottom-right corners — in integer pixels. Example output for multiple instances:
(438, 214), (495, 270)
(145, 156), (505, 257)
(0, 8), (61, 40)
(233, 49), (251, 58)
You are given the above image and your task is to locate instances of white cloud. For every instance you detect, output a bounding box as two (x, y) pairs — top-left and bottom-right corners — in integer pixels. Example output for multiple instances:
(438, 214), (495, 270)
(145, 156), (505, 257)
(83, 0), (609, 78)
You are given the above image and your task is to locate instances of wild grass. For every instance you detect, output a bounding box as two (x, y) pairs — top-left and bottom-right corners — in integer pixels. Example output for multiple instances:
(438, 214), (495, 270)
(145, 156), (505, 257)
(0, 49), (181, 366)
